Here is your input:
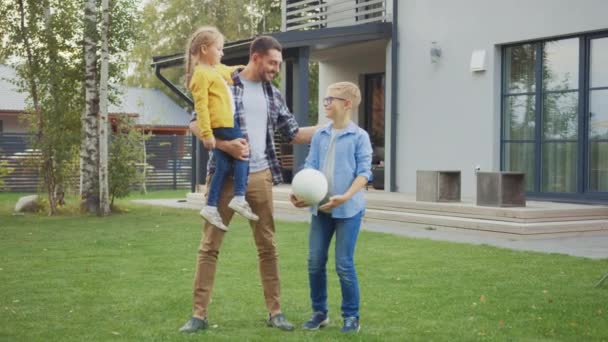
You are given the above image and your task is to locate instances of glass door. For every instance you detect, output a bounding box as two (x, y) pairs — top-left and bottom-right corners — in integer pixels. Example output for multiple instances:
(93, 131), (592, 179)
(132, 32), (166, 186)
(587, 36), (608, 193)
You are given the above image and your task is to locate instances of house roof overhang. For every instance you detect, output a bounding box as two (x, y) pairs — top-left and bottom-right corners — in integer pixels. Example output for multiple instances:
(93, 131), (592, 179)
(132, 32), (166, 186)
(150, 22), (393, 69)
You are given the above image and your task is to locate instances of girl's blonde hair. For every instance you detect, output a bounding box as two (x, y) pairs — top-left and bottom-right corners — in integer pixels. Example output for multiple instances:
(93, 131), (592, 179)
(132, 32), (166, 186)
(184, 26), (224, 88)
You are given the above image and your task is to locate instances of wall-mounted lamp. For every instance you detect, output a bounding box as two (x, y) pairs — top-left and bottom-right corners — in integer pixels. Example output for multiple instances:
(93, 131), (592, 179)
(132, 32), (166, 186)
(430, 41), (442, 64)
(470, 49), (487, 72)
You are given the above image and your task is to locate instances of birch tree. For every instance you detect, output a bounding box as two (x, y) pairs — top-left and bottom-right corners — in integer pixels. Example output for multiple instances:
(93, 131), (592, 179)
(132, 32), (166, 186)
(81, 0), (100, 214)
(98, 0), (111, 215)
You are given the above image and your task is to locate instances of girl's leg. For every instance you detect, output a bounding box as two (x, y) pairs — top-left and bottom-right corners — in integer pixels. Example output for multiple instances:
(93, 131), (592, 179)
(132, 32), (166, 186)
(206, 149), (232, 207)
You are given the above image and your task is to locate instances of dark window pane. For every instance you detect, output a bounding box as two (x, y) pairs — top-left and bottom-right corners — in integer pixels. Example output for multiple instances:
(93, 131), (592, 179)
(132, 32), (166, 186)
(589, 89), (608, 139)
(505, 44), (536, 93)
(589, 141), (608, 192)
(590, 37), (608, 88)
(543, 38), (579, 91)
(542, 142), (577, 193)
(503, 142), (534, 191)
(503, 95), (535, 140)
(543, 92), (578, 140)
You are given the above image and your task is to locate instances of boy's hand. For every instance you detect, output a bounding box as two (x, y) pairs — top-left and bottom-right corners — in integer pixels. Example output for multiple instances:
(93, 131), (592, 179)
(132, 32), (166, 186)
(318, 194), (348, 211)
(289, 193), (309, 208)
(202, 136), (216, 150)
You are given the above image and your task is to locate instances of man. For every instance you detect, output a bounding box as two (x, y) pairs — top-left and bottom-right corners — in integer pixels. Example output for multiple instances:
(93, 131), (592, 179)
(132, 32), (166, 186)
(180, 36), (319, 333)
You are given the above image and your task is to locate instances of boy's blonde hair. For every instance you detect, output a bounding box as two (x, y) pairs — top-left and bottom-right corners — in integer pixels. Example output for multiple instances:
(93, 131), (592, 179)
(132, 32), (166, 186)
(328, 82), (361, 108)
(184, 26), (224, 88)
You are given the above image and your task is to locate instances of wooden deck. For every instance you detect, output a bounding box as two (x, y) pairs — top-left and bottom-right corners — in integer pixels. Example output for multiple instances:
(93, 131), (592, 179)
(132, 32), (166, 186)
(188, 185), (608, 236)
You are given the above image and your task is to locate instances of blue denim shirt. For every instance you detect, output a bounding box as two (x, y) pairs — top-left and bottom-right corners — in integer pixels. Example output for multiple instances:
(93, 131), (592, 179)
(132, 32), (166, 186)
(304, 121), (373, 218)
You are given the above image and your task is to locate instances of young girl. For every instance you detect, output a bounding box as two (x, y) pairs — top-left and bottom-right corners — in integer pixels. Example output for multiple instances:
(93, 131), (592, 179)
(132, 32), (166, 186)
(185, 26), (258, 230)
(290, 82), (372, 333)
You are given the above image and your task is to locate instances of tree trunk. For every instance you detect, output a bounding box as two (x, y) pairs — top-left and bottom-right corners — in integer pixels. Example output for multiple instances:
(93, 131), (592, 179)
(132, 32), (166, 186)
(81, 0), (100, 214)
(98, 0), (111, 215)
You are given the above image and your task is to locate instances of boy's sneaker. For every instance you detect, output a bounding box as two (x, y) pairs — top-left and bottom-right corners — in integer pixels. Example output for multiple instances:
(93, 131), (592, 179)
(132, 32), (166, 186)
(266, 313), (295, 331)
(302, 311), (329, 330)
(199, 207), (228, 231)
(228, 198), (259, 221)
(179, 317), (208, 333)
(341, 317), (360, 333)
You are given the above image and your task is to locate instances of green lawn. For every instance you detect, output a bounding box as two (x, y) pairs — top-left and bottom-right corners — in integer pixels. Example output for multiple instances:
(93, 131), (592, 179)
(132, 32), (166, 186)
(1, 192), (607, 341)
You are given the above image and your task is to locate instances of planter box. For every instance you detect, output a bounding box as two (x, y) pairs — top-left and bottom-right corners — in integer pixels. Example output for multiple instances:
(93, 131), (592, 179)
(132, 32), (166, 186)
(416, 170), (461, 202)
(476, 171), (526, 207)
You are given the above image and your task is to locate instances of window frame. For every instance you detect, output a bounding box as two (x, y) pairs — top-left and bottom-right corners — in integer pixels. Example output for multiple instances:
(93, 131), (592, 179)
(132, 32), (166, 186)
(500, 31), (608, 203)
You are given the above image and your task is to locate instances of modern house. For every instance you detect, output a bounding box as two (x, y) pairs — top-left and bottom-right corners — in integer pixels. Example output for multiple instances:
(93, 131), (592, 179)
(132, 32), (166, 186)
(152, 0), (608, 204)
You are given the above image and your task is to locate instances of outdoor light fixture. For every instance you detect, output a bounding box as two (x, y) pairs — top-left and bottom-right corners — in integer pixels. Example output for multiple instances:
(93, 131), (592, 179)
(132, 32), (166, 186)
(430, 41), (442, 64)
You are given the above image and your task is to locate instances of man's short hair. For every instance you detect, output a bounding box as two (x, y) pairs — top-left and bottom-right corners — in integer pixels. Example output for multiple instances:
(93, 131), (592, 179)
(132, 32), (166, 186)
(250, 36), (282, 56)
(328, 82), (362, 108)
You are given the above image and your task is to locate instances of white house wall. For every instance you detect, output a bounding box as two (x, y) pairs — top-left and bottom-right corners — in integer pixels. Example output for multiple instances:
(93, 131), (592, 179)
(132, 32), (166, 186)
(396, 0), (608, 197)
(314, 40), (387, 126)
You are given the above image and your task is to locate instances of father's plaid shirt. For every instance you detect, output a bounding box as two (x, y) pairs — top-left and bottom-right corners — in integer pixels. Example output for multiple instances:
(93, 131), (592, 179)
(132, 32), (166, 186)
(198, 69), (300, 185)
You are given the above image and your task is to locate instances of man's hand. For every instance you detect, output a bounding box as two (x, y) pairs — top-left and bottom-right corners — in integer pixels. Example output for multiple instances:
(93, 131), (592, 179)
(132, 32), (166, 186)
(217, 138), (249, 161)
(318, 194), (348, 212)
(289, 193), (309, 208)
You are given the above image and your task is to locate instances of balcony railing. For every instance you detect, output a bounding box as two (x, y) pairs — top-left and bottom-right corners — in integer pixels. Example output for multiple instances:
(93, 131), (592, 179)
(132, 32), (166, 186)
(282, 0), (388, 32)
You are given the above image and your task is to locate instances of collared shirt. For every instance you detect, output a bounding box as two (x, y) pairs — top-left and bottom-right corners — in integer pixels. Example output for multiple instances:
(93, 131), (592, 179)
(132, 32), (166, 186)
(203, 68), (300, 185)
(304, 121), (373, 218)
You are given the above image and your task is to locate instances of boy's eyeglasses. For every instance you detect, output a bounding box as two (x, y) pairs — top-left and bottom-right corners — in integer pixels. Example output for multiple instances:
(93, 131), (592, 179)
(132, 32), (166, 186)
(323, 96), (348, 106)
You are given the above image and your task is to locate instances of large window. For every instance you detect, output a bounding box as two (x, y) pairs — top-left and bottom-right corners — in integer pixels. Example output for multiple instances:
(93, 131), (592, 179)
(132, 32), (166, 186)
(502, 33), (608, 200)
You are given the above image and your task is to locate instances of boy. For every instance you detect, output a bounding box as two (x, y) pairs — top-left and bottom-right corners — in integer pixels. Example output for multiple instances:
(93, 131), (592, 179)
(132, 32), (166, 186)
(290, 82), (372, 333)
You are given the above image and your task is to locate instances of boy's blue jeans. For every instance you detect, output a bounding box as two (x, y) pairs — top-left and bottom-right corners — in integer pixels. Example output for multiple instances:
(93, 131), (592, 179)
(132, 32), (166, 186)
(308, 210), (363, 319)
(206, 121), (248, 207)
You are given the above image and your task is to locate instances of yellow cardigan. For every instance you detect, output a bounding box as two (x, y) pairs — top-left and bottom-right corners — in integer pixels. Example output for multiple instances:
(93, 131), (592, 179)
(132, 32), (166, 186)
(190, 64), (241, 138)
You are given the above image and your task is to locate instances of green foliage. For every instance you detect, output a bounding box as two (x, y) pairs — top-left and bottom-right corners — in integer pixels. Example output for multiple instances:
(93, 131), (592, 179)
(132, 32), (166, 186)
(308, 62), (319, 124)
(0, 160), (14, 190)
(1, 0), (140, 214)
(125, 0), (282, 108)
(108, 117), (149, 206)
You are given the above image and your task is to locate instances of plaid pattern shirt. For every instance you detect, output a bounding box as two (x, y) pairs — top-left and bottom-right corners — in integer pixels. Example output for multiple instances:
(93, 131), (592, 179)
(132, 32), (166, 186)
(202, 69), (300, 185)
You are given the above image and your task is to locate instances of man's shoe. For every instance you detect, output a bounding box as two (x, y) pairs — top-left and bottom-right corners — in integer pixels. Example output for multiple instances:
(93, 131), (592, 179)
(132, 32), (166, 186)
(341, 316), (360, 333)
(302, 311), (329, 330)
(266, 313), (295, 331)
(228, 198), (259, 221)
(179, 317), (208, 333)
(200, 207), (228, 231)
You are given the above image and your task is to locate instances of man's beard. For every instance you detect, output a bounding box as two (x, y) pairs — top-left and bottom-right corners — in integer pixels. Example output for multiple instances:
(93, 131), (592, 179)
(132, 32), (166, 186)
(260, 69), (275, 82)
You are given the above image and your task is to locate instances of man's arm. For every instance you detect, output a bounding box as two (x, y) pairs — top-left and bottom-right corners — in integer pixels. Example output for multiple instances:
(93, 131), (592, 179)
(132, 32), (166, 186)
(290, 125), (321, 144)
(189, 120), (249, 160)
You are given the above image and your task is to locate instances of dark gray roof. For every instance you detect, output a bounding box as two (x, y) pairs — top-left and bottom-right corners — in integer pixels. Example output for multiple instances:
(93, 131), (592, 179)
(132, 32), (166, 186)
(0, 65), (190, 128)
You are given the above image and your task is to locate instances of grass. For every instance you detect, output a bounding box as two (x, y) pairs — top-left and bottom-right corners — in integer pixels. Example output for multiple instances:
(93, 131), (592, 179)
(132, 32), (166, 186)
(0, 192), (607, 341)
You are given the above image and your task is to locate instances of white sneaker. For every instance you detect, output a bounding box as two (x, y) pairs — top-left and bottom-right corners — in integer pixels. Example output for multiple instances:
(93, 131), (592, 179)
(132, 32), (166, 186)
(228, 198), (259, 221)
(199, 207), (228, 231)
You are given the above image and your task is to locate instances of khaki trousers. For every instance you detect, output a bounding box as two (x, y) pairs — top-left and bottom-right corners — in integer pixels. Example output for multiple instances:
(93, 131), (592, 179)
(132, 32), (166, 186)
(192, 169), (281, 319)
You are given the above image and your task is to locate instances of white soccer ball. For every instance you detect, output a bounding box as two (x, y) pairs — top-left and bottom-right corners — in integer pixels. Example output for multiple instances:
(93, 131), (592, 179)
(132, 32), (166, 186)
(291, 168), (328, 205)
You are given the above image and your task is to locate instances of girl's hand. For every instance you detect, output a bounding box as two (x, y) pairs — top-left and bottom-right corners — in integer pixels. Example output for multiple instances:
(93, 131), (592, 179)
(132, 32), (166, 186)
(203, 136), (216, 150)
(289, 193), (310, 208)
(318, 194), (348, 212)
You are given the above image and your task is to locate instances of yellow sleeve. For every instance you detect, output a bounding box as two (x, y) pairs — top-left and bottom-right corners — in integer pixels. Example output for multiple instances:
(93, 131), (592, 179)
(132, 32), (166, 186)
(190, 68), (213, 138)
(216, 63), (246, 85)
